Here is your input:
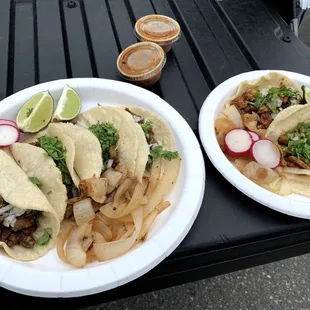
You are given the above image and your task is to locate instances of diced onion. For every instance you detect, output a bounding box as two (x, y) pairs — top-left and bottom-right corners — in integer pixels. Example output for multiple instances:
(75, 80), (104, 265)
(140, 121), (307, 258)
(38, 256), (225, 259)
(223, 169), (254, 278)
(291, 98), (297, 104)
(102, 168), (123, 194)
(106, 159), (114, 169)
(271, 113), (277, 119)
(73, 198), (95, 226)
(10, 207), (26, 217)
(3, 214), (16, 228)
(0, 205), (13, 215)
(94, 207), (143, 261)
(276, 97), (282, 107)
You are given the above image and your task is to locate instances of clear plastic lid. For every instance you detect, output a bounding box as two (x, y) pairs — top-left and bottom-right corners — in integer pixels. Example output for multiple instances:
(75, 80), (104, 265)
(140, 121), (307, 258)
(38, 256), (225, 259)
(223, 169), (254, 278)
(117, 42), (166, 81)
(135, 14), (181, 46)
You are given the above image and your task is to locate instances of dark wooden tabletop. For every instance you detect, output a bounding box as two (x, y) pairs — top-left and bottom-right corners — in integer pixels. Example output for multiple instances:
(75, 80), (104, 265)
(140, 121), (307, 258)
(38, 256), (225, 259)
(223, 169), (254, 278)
(1, 0), (310, 308)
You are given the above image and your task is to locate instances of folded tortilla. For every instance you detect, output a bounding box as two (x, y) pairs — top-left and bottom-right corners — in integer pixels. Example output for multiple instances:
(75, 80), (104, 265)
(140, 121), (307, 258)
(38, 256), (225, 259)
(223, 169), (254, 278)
(0, 150), (60, 261)
(226, 72), (301, 108)
(47, 123), (102, 180)
(77, 106), (147, 180)
(26, 125), (81, 188)
(11, 143), (68, 221)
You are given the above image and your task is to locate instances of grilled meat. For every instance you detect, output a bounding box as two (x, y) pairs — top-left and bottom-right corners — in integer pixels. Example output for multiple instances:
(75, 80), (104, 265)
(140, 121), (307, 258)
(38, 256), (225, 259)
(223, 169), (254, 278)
(288, 156), (310, 169)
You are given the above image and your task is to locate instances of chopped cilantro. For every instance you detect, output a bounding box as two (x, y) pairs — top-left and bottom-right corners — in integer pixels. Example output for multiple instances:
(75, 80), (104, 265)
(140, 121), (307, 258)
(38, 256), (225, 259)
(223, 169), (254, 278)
(146, 146), (179, 170)
(250, 89), (265, 110)
(285, 122), (310, 163)
(89, 122), (119, 161)
(36, 228), (52, 246)
(37, 136), (72, 186)
(28, 176), (41, 185)
(26, 108), (34, 117)
(141, 120), (153, 140)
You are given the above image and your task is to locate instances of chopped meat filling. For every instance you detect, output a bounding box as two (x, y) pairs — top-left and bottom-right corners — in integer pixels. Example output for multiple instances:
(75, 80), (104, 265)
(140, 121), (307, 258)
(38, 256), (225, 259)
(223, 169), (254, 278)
(288, 156), (310, 169)
(260, 112), (273, 128)
(242, 89), (256, 101)
(278, 135), (289, 146)
(0, 210), (38, 248)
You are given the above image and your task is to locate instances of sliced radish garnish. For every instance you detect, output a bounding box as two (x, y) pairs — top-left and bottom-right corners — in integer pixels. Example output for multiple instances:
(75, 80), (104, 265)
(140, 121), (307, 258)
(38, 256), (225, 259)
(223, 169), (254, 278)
(224, 129), (253, 157)
(248, 131), (260, 142)
(0, 119), (17, 127)
(0, 124), (20, 147)
(251, 139), (280, 169)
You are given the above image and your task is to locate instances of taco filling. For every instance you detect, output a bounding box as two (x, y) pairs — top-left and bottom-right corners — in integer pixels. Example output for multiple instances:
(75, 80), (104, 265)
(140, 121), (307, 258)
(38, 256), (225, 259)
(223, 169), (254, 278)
(231, 85), (302, 130)
(125, 108), (179, 170)
(88, 122), (119, 170)
(278, 122), (310, 169)
(0, 201), (52, 249)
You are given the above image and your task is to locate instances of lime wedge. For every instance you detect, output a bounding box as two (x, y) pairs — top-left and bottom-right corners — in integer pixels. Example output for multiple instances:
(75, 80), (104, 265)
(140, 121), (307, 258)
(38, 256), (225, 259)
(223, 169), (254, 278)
(16, 91), (53, 133)
(302, 85), (310, 103)
(52, 84), (81, 121)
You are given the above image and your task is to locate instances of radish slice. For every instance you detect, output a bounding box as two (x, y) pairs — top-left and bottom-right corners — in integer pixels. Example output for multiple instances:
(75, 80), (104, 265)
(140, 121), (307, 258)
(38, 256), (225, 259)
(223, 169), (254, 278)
(0, 124), (20, 147)
(0, 119), (17, 127)
(248, 131), (260, 142)
(251, 139), (280, 169)
(224, 129), (253, 157)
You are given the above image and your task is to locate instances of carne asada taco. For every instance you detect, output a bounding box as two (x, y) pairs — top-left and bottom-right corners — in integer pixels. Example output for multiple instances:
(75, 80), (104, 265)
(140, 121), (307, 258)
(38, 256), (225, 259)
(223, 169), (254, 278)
(77, 106), (149, 181)
(0, 150), (60, 261)
(10, 143), (67, 221)
(225, 72), (302, 135)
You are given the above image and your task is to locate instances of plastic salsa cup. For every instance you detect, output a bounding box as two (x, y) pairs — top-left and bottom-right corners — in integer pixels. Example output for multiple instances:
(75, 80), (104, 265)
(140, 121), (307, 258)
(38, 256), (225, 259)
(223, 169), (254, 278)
(134, 14), (181, 53)
(117, 42), (166, 87)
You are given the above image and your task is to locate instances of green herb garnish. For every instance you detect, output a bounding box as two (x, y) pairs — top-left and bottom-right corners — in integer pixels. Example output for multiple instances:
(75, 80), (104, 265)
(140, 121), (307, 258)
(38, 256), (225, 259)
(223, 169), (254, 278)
(285, 122), (310, 163)
(141, 120), (153, 140)
(26, 108), (34, 117)
(28, 176), (41, 185)
(146, 146), (179, 170)
(89, 122), (119, 161)
(37, 136), (72, 186)
(250, 89), (265, 110)
(36, 228), (52, 246)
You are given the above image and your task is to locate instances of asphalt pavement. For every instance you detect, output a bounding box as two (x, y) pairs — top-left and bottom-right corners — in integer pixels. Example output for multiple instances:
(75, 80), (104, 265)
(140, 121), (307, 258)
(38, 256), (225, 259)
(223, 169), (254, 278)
(83, 253), (310, 310)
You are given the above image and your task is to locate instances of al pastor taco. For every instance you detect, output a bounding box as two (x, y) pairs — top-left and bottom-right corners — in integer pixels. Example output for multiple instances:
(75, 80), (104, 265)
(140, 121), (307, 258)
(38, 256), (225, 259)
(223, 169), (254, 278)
(224, 72), (302, 136)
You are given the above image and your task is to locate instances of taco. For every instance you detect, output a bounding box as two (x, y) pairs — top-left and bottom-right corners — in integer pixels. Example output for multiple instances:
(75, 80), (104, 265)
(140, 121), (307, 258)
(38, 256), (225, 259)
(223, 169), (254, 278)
(10, 143), (67, 221)
(119, 106), (181, 216)
(77, 106), (149, 181)
(223, 72), (302, 136)
(266, 104), (310, 172)
(0, 150), (60, 261)
(46, 123), (102, 180)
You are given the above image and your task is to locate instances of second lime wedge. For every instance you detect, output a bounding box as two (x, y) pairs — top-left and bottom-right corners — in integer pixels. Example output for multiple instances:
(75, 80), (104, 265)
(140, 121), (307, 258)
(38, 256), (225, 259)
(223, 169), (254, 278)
(52, 84), (81, 121)
(16, 91), (54, 133)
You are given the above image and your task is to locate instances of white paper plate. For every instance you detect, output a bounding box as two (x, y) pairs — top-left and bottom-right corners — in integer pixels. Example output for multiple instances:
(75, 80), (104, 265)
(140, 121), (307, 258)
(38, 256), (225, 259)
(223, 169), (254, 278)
(0, 78), (205, 297)
(199, 70), (310, 220)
